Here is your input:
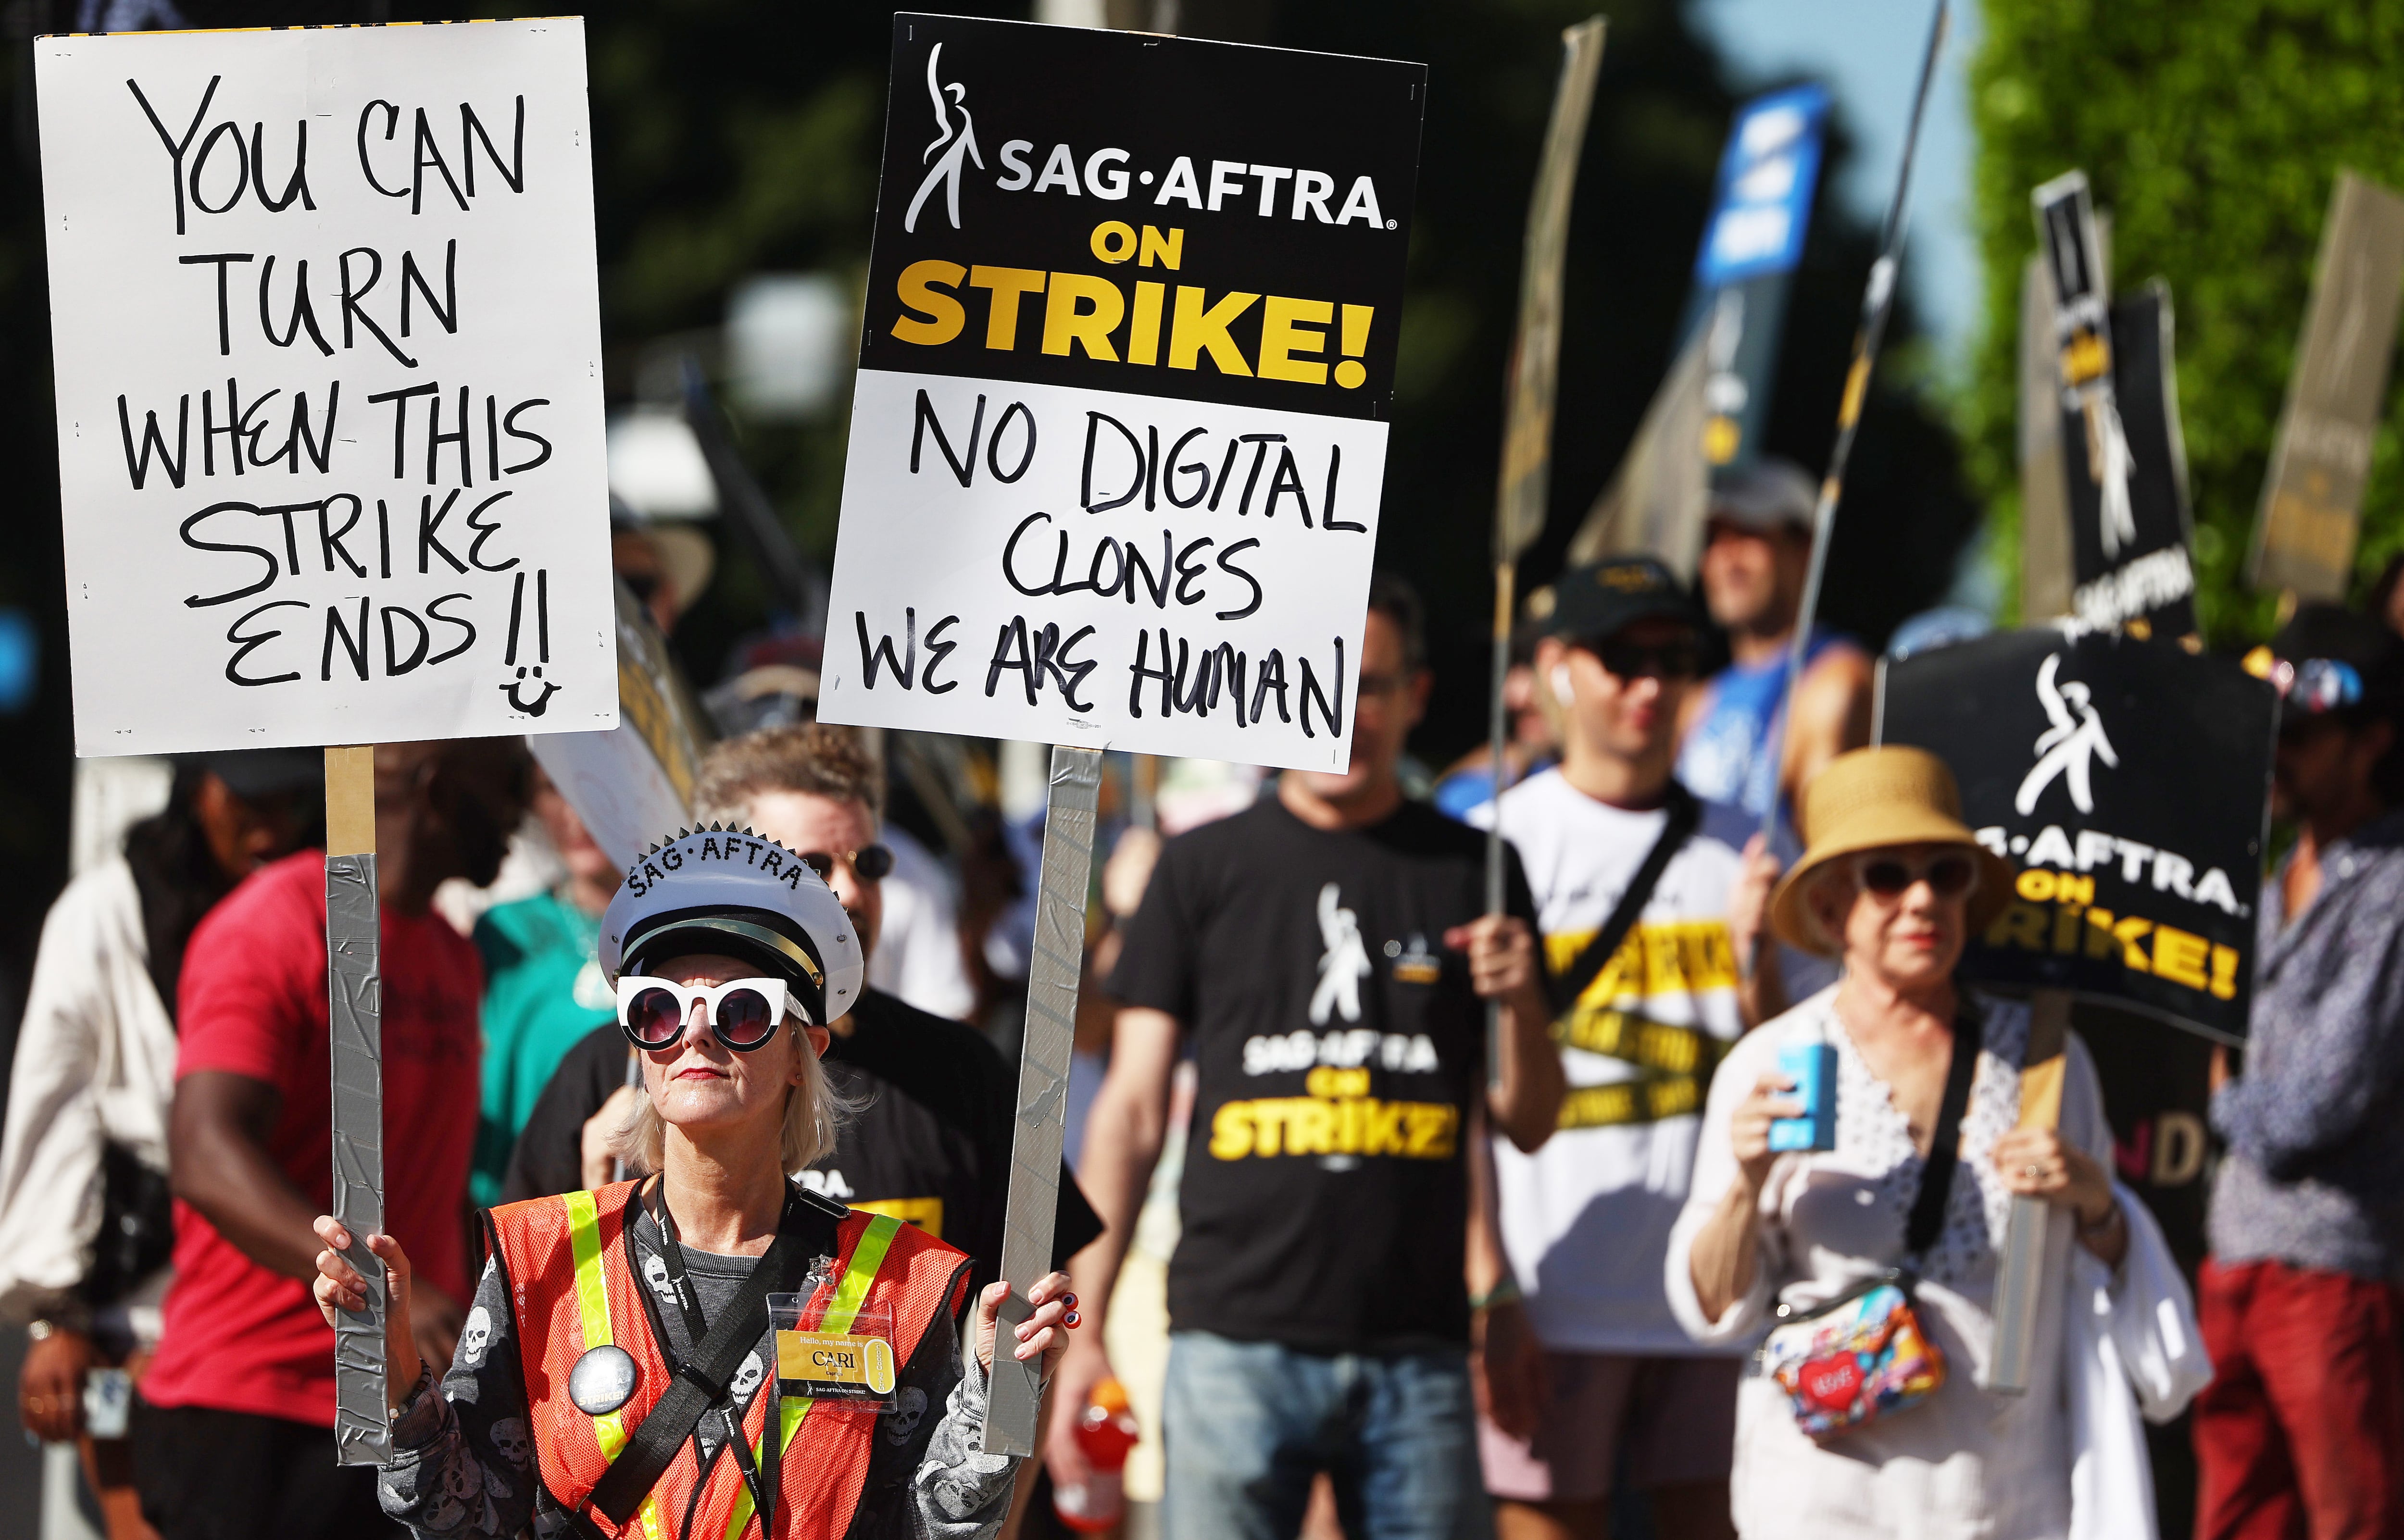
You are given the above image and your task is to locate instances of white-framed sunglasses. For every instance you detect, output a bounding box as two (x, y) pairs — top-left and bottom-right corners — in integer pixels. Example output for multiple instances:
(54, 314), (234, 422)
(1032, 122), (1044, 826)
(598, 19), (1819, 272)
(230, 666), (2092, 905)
(616, 976), (800, 1052)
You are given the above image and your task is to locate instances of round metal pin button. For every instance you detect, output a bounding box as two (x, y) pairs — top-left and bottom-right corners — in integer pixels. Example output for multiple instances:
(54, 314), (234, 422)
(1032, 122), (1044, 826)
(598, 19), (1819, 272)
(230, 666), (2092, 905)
(569, 1344), (638, 1416)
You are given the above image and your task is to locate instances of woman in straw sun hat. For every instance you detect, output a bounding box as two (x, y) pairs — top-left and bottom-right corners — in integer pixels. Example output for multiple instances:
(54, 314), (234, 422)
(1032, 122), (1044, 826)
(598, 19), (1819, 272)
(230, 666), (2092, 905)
(1662, 746), (2207, 1538)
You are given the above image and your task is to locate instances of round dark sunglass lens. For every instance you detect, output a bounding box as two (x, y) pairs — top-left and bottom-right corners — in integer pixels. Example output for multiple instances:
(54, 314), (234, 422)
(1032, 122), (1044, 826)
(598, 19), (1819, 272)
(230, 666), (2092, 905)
(855, 844), (895, 882)
(1928, 857), (1975, 895)
(1862, 860), (1912, 895)
(714, 987), (779, 1047)
(627, 987), (685, 1046)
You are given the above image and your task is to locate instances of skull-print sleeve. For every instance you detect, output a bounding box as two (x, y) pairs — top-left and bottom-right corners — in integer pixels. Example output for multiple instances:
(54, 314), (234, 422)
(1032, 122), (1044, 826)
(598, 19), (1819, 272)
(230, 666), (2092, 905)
(378, 1253), (541, 1540)
(841, 1260), (1018, 1540)
(905, 1327), (1027, 1540)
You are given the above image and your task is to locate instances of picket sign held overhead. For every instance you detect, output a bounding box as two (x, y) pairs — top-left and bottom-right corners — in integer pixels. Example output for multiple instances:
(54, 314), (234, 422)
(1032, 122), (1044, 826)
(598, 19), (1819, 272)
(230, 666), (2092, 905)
(821, 15), (1425, 1453)
(1485, 17), (1605, 1068)
(1877, 626), (2275, 1046)
(2032, 173), (2198, 639)
(37, 20), (612, 1464)
(818, 15), (1425, 775)
(2247, 170), (2404, 602)
(1572, 83), (1831, 582)
(39, 20), (615, 756)
(1571, 86), (1828, 579)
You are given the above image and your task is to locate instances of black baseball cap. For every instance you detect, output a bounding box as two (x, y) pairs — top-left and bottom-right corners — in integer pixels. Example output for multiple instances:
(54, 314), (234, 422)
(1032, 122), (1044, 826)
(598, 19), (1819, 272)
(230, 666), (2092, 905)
(181, 748), (324, 802)
(1547, 556), (1705, 647)
(2267, 604), (2404, 723)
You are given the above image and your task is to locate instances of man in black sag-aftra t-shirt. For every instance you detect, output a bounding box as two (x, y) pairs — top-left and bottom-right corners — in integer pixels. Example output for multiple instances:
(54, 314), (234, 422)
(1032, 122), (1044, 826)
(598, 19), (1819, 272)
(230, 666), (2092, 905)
(501, 723), (1102, 1296)
(1047, 575), (1565, 1540)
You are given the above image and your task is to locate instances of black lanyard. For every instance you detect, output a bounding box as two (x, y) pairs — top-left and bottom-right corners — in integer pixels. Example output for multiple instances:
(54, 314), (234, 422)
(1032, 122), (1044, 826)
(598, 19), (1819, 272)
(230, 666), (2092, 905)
(641, 1176), (789, 1538)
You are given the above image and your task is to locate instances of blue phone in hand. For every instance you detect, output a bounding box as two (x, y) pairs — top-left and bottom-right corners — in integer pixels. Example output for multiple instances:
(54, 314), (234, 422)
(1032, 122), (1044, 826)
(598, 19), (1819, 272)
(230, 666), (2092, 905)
(1768, 1041), (1837, 1153)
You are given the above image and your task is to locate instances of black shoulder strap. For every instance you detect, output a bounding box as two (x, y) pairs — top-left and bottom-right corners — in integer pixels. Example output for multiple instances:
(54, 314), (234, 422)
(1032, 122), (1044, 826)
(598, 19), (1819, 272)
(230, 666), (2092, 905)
(587, 1190), (839, 1526)
(1544, 782), (1701, 1018)
(1903, 1001), (1986, 1262)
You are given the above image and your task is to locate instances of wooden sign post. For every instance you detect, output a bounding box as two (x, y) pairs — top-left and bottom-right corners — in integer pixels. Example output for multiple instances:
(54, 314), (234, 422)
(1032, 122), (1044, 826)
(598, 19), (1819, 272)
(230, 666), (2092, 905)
(1485, 17), (1605, 1055)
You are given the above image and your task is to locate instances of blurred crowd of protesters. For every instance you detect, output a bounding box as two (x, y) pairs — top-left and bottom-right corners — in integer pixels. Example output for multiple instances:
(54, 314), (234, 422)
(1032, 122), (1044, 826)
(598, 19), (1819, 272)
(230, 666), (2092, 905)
(1, 463), (2403, 1540)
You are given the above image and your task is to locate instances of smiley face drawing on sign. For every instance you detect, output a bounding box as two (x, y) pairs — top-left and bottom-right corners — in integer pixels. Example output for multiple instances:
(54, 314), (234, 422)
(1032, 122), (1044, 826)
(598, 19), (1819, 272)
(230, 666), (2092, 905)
(499, 569), (562, 716)
(504, 667), (561, 716)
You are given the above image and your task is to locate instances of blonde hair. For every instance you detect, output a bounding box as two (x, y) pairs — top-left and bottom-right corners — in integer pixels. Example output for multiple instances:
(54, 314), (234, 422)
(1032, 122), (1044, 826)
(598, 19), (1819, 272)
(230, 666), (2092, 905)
(609, 1017), (847, 1179)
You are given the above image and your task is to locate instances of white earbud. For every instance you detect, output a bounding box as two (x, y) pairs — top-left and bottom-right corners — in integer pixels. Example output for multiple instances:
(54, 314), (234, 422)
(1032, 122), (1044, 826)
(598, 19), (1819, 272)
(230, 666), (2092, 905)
(1550, 663), (1575, 704)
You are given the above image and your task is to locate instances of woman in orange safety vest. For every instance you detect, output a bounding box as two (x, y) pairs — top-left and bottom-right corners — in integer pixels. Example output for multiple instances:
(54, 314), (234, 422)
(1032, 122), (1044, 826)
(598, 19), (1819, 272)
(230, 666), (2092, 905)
(308, 825), (1075, 1539)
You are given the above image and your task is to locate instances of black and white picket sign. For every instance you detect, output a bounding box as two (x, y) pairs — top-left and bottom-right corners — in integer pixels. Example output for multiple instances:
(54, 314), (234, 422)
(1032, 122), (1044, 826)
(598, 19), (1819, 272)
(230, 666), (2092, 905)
(1878, 626), (2275, 1045)
(2033, 173), (2199, 638)
(821, 15), (1425, 1455)
(820, 15), (1425, 773)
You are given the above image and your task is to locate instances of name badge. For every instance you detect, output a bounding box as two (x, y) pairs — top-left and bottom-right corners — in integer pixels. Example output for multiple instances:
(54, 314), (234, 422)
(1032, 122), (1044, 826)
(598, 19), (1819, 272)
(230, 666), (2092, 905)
(777, 1330), (897, 1394)
(768, 1296), (900, 1411)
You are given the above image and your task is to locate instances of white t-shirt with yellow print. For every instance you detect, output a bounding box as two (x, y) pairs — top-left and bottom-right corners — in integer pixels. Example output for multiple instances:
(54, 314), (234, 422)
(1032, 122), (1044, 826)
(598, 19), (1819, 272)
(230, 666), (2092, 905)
(1478, 767), (1751, 1354)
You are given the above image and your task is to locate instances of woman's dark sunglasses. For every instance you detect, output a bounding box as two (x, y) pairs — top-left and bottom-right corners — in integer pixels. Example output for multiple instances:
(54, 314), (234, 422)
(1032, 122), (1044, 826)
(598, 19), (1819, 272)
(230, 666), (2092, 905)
(616, 976), (794, 1052)
(799, 844), (895, 883)
(1855, 852), (1977, 899)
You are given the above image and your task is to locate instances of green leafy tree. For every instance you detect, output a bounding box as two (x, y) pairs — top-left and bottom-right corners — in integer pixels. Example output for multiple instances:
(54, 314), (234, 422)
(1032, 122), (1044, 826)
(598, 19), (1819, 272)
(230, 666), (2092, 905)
(1967, 1), (2404, 639)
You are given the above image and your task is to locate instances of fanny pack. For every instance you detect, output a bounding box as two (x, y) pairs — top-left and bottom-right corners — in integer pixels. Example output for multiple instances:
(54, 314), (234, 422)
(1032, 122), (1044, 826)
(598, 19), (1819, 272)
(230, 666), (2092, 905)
(1757, 1002), (1982, 1441)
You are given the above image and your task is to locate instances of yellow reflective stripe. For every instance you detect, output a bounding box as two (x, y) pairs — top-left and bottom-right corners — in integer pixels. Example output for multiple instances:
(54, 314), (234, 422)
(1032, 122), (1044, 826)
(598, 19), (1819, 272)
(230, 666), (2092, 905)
(559, 1192), (666, 1538)
(563, 1190), (631, 1461)
(827, 1215), (901, 1332)
(714, 1213), (904, 1540)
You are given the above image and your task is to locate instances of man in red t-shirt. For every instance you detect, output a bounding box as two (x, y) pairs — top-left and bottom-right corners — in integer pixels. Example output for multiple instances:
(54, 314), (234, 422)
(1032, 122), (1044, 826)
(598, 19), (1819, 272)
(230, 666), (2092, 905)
(134, 740), (526, 1540)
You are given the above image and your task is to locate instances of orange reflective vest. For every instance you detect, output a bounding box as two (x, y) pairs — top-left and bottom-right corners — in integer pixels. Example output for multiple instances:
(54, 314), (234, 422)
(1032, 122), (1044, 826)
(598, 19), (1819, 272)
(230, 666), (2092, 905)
(485, 1181), (971, 1540)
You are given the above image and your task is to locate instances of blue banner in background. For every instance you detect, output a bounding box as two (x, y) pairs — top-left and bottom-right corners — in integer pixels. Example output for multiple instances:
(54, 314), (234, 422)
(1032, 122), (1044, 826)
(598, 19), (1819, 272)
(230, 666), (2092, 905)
(1682, 83), (1830, 471)
(1696, 84), (1830, 289)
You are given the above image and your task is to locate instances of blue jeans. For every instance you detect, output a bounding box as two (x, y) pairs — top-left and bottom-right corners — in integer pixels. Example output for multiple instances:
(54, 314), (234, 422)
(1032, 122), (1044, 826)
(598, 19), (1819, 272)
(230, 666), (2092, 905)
(1161, 1329), (1486, 1540)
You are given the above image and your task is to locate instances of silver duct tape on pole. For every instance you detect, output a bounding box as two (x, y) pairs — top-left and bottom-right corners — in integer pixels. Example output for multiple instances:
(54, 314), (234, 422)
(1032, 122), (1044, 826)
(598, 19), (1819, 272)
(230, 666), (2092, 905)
(1985, 1194), (2051, 1394)
(1982, 987), (2069, 1395)
(328, 849), (389, 1465)
(981, 745), (1104, 1457)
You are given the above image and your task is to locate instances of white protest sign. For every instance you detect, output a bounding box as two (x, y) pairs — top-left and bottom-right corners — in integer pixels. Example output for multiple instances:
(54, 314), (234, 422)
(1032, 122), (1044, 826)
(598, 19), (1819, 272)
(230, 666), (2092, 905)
(830, 374), (1384, 768)
(816, 18), (1425, 773)
(39, 20), (614, 758)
